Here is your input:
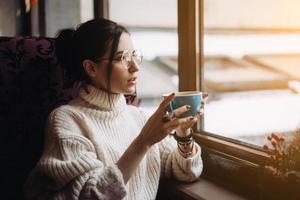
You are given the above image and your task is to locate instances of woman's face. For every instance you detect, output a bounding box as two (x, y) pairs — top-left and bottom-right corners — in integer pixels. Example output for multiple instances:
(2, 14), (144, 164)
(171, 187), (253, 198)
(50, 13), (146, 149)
(92, 32), (139, 94)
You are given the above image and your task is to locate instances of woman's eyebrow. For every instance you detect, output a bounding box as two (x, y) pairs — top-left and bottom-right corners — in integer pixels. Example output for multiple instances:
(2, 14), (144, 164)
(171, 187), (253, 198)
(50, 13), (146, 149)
(115, 51), (124, 56)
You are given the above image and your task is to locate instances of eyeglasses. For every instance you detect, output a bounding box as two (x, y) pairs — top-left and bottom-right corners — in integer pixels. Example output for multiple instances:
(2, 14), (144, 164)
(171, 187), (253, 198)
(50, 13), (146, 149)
(94, 49), (143, 69)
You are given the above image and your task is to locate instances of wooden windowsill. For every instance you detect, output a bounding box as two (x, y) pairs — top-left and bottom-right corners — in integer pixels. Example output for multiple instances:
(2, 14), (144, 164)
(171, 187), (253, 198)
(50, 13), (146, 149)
(157, 178), (247, 200)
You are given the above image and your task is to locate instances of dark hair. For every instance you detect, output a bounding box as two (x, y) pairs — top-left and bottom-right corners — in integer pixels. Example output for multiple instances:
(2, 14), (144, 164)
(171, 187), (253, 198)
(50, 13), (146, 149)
(56, 18), (129, 93)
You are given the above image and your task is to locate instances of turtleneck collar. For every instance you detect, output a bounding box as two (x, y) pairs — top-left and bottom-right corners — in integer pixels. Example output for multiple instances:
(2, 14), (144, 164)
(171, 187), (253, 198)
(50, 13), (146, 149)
(79, 84), (126, 111)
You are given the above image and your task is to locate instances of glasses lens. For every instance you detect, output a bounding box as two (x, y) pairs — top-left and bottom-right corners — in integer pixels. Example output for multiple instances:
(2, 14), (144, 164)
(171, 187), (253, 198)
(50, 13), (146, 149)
(133, 50), (143, 64)
(121, 51), (131, 68)
(121, 50), (143, 68)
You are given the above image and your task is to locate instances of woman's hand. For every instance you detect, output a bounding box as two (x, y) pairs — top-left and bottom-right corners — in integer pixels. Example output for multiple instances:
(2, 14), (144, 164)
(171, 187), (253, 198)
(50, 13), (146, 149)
(118, 93), (208, 182)
(175, 92), (208, 137)
(137, 93), (192, 148)
(138, 92), (208, 148)
(137, 93), (176, 148)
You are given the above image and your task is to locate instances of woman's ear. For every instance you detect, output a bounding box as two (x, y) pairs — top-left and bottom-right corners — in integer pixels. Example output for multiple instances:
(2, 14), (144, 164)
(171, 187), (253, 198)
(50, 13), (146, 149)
(82, 59), (98, 78)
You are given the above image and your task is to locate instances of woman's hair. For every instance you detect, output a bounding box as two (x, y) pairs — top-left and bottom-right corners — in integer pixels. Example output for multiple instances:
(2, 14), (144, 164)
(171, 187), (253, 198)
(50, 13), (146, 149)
(56, 18), (129, 93)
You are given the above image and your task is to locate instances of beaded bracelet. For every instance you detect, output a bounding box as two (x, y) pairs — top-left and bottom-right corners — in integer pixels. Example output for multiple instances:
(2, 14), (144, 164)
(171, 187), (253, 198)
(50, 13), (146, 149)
(173, 128), (194, 143)
(178, 140), (193, 147)
(177, 140), (194, 158)
(173, 128), (195, 158)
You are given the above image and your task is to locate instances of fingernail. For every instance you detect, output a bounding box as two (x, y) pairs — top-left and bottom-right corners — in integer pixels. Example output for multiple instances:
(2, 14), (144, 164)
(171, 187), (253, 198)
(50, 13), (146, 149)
(189, 117), (194, 120)
(171, 92), (175, 96)
(197, 111), (203, 116)
(186, 105), (191, 110)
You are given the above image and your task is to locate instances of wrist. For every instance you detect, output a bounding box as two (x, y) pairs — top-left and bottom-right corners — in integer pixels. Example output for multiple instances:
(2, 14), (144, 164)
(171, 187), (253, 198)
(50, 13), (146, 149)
(174, 129), (195, 158)
(134, 135), (151, 151)
(176, 128), (192, 137)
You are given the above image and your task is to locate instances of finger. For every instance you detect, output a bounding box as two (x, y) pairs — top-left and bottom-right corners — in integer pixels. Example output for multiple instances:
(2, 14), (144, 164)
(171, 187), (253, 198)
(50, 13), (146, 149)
(172, 105), (190, 117)
(196, 111), (203, 120)
(200, 101), (205, 109)
(158, 92), (175, 112)
(199, 106), (204, 114)
(165, 115), (196, 131)
(202, 93), (209, 104)
(181, 119), (197, 130)
(201, 97), (208, 104)
(182, 115), (198, 129)
(163, 119), (180, 132)
(179, 113), (201, 131)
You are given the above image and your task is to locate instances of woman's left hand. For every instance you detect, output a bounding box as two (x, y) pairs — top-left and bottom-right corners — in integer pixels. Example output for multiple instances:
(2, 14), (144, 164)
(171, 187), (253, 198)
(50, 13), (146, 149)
(175, 92), (208, 137)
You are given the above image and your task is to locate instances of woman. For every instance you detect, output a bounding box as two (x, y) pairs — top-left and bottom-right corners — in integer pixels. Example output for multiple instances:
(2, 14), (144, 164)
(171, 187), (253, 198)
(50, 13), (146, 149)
(24, 18), (204, 200)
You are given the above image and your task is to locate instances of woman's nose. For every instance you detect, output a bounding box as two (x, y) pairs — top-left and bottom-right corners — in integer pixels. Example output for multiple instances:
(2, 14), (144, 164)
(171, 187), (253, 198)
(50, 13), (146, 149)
(128, 59), (139, 73)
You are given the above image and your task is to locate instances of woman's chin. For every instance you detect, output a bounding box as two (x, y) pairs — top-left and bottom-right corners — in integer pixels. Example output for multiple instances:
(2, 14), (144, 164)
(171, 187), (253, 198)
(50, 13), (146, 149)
(123, 86), (136, 95)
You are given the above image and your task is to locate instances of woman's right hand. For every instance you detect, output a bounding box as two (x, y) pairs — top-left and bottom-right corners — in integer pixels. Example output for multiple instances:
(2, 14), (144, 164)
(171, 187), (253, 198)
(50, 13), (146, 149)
(117, 93), (195, 183)
(137, 93), (194, 149)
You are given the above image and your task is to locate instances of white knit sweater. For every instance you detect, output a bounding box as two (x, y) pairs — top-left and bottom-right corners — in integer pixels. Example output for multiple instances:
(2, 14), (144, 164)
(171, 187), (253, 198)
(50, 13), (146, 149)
(24, 85), (203, 200)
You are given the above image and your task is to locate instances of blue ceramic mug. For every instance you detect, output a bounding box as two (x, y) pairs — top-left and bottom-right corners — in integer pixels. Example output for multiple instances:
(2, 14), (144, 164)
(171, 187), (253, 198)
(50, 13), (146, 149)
(162, 91), (202, 118)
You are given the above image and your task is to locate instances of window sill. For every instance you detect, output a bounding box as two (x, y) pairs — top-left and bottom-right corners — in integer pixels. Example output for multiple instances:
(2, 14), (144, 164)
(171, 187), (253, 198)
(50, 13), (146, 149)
(157, 177), (247, 200)
(190, 131), (267, 199)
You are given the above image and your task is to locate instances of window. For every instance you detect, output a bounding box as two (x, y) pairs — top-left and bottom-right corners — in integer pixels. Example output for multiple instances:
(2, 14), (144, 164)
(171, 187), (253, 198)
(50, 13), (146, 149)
(201, 0), (300, 147)
(109, 0), (179, 117)
(0, 0), (94, 37)
(0, 0), (25, 36)
(177, 1), (280, 198)
(44, 0), (94, 37)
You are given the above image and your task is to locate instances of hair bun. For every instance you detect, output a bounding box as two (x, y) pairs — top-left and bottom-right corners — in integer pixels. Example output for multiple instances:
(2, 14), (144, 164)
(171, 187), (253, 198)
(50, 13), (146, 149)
(56, 29), (76, 79)
(56, 28), (76, 62)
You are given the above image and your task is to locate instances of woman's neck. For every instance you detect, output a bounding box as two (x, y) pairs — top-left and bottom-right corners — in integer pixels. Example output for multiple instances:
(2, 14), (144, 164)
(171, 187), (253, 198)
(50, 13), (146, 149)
(79, 84), (126, 111)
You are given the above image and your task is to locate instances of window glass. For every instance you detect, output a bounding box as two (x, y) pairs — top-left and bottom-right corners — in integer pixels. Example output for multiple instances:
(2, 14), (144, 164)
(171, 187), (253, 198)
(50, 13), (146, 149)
(45, 0), (94, 37)
(0, 0), (21, 36)
(203, 0), (300, 146)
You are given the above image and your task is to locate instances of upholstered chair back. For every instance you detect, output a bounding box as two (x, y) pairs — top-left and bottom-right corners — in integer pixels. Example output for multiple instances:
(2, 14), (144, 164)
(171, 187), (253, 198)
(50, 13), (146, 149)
(0, 36), (138, 199)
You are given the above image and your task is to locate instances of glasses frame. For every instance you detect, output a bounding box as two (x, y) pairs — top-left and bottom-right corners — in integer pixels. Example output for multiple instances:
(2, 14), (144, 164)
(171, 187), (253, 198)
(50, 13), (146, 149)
(94, 49), (143, 69)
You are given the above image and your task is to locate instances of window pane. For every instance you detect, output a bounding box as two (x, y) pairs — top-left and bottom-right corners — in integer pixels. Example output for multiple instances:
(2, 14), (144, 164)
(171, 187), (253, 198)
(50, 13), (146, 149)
(203, 0), (300, 147)
(0, 0), (20, 36)
(45, 0), (94, 37)
(109, 0), (178, 117)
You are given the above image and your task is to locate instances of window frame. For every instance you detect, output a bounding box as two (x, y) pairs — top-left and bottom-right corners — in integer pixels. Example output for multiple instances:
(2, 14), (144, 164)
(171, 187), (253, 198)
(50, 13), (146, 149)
(94, 0), (109, 19)
(178, 0), (268, 159)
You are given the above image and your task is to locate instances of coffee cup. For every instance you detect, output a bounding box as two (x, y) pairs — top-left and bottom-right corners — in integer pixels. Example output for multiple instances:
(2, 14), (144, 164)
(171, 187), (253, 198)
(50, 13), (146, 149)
(162, 91), (202, 118)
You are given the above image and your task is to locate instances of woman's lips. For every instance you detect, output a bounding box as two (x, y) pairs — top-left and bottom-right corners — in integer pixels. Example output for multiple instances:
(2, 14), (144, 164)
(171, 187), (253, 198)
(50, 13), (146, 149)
(128, 77), (137, 84)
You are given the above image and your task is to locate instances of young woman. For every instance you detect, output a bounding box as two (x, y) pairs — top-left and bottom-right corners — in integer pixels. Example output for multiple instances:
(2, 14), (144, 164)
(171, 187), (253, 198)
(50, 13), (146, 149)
(24, 18), (205, 200)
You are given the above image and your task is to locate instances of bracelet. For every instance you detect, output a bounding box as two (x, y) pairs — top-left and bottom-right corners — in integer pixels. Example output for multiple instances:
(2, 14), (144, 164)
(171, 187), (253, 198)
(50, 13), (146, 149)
(178, 140), (193, 147)
(173, 128), (194, 143)
(177, 141), (194, 158)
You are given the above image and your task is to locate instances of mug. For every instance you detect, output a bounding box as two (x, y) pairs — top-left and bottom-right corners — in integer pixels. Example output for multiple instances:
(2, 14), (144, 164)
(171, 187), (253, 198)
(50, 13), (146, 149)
(162, 91), (202, 118)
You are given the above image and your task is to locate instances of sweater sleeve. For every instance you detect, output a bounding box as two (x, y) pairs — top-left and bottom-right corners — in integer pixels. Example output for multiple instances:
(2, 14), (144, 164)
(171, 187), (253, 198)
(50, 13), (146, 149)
(24, 108), (127, 200)
(134, 107), (203, 182)
(159, 135), (203, 182)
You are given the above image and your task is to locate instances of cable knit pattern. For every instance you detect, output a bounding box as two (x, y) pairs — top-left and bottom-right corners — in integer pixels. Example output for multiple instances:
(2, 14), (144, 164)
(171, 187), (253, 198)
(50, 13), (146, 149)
(24, 85), (203, 200)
